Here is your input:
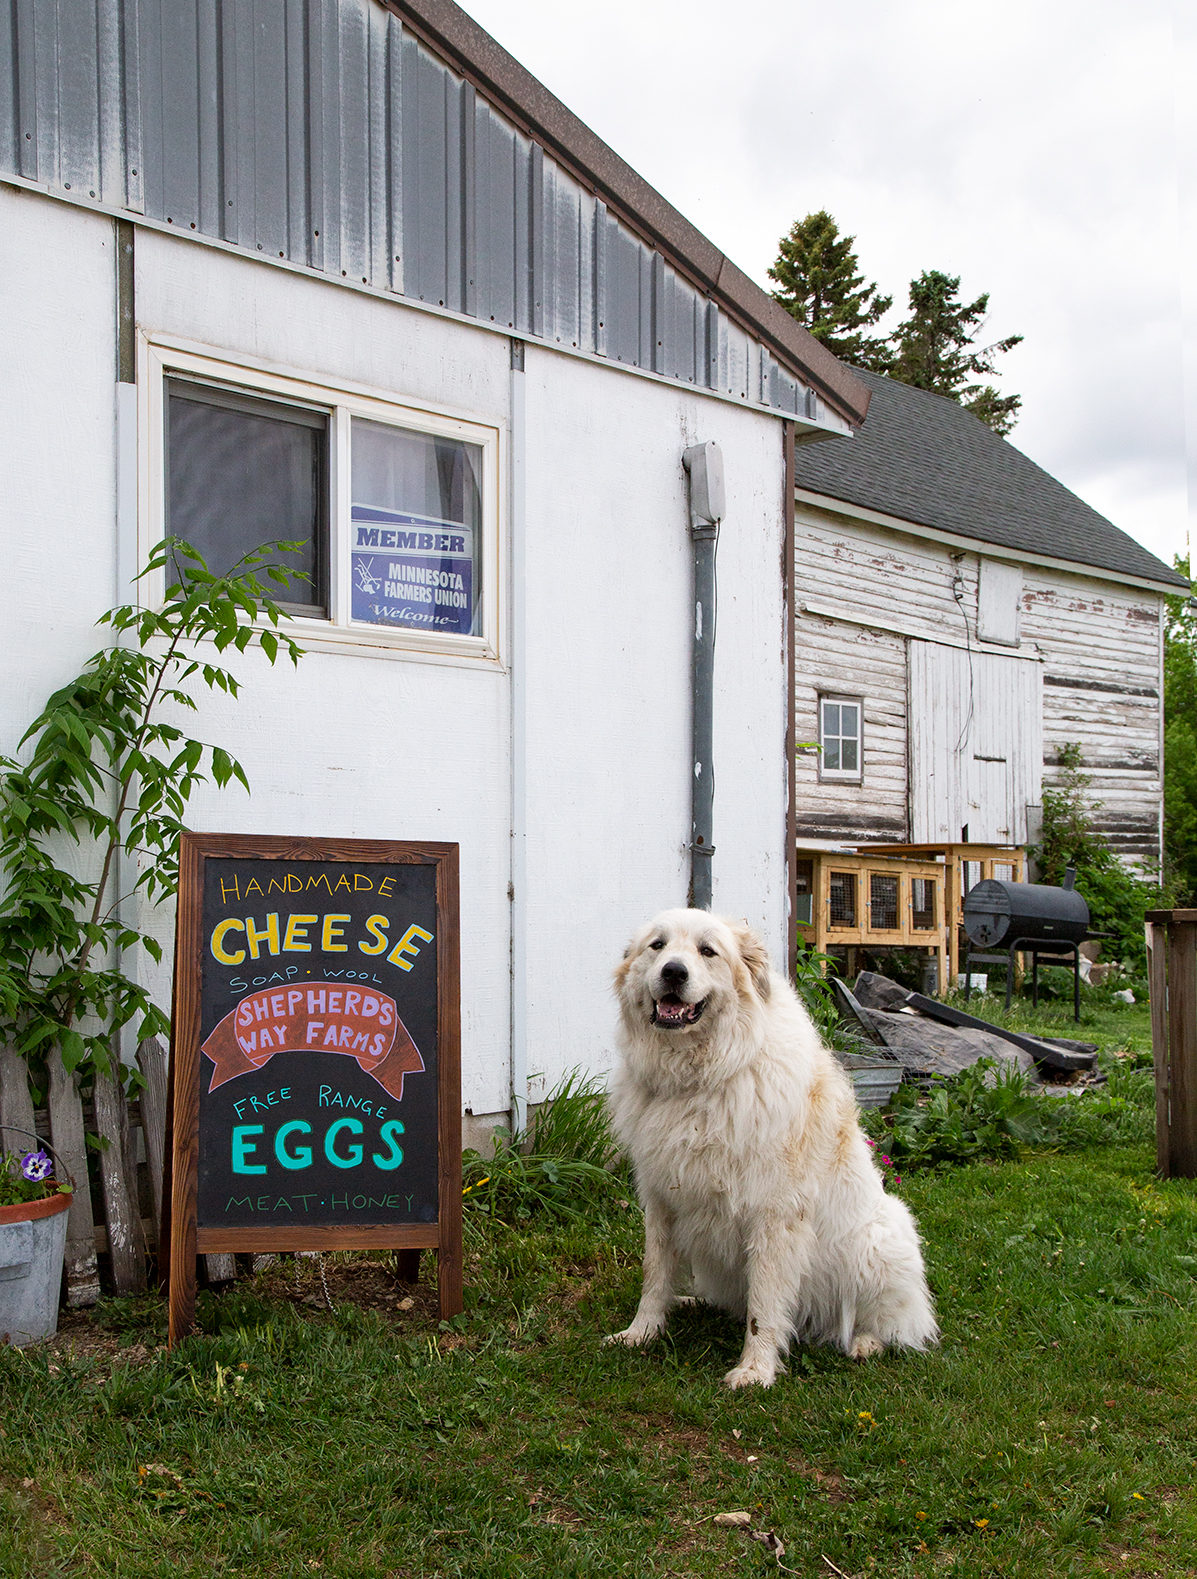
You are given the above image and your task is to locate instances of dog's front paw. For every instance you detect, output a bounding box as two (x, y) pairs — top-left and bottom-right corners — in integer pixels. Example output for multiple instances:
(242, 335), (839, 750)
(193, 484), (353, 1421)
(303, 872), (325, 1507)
(848, 1333), (885, 1361)
(604, 1317), (664, 1347)
(722, 1358), (779, 1389)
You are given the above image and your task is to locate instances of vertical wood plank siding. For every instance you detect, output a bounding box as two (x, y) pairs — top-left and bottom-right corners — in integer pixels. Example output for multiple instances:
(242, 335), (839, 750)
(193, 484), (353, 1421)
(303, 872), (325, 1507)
(0, 0), (837, 425)
(792, 507), (1164, 869)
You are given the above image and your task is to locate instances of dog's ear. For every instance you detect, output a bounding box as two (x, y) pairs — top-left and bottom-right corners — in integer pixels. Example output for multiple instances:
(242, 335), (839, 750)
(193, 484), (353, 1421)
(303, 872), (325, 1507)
(612, 930), (641, 991)
(728, 920), (772, 1001)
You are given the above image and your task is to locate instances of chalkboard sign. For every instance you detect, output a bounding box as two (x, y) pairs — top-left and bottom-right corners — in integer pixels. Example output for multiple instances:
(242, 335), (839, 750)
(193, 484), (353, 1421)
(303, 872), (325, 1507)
(164, 834), (461, 1344)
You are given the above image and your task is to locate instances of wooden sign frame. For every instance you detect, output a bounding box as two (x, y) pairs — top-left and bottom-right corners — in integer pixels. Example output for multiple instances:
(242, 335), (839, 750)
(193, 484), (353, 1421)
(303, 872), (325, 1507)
(163, 832), (461, 1345)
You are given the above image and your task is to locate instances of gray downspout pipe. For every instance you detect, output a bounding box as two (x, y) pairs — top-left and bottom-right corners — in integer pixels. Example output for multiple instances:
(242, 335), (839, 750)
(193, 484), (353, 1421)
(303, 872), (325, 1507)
(683, 443), (725, 911)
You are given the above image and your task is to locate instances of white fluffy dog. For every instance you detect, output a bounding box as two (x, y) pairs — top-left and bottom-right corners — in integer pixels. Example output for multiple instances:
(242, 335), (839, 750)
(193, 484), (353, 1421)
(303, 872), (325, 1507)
(606, 908), (937, 1388)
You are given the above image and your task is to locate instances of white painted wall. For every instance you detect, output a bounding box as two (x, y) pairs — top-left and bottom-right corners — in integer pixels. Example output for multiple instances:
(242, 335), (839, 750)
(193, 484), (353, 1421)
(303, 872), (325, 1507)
(519, 350), (788, 1098)
(2, 190), (792, 1123)
(0, 191), (119, 745)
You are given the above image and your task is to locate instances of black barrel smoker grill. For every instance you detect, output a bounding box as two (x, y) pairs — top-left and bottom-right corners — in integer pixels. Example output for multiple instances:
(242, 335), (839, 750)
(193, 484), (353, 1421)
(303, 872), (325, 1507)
(961, 869), (1093, 1020)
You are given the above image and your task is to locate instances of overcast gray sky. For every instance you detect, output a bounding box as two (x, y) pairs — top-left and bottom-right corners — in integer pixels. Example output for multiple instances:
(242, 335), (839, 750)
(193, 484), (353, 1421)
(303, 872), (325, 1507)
(462, 0), (1193, 577)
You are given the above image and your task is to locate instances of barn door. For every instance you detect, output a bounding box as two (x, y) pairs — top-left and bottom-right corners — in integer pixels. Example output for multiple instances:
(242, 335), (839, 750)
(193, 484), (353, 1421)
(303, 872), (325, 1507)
(908, 642), (1042, 843)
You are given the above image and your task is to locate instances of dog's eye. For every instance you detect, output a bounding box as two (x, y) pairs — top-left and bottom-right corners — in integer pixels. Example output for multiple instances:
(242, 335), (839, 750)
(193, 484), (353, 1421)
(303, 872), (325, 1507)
(699, 945), (717, 958)
(648, 939), (665, 951)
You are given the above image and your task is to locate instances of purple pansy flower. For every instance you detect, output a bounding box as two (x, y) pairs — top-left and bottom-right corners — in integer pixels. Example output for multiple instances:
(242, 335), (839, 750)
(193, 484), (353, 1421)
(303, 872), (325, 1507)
(20, 1149), (53, 1183)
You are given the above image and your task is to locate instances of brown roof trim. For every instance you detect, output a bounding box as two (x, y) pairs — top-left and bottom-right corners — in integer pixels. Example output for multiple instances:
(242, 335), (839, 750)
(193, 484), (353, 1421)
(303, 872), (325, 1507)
(381, 0), (870, 428)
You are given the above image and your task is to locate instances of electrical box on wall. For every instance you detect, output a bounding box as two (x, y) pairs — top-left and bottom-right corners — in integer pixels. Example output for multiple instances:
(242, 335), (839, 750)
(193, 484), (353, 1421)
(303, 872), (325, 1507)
(683, 442), (725, 526)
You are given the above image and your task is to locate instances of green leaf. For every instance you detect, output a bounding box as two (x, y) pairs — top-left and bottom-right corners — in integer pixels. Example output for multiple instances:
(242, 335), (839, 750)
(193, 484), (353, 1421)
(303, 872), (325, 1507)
(60, 1029), (87, 1075)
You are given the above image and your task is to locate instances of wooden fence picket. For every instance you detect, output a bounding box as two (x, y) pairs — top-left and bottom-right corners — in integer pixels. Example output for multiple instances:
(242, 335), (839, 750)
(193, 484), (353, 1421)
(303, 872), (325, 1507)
(47, 1049), (101, 1306)
(136, 1038), (169, 1234)
(0, 1044), (37, 1156)
(1147, 909), (1197, 1179)
(135, 1037), (235, 1285)
(93, 1065), (147, 1292)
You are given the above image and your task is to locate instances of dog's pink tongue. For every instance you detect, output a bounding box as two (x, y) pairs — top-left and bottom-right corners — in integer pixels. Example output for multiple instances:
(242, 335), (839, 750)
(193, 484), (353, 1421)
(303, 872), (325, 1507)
(657, 1000), (686, 1024)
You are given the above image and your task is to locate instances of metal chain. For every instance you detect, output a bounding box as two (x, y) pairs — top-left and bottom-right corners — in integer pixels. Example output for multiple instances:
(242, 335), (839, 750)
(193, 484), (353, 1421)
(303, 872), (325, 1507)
(294, 1251), (335, 1313)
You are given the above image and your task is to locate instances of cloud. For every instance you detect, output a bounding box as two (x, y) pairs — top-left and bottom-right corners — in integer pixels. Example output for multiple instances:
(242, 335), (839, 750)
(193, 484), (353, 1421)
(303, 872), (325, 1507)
(461, 0), (1190, 568)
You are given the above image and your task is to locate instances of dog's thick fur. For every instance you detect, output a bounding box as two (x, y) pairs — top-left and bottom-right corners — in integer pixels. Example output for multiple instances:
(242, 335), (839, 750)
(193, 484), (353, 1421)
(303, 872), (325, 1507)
(606, 908), (937, 1388)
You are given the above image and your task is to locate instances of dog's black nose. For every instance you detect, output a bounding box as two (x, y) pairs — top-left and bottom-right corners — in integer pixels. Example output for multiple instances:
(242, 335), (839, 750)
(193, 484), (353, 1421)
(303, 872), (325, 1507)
(660, 959), (689, 987)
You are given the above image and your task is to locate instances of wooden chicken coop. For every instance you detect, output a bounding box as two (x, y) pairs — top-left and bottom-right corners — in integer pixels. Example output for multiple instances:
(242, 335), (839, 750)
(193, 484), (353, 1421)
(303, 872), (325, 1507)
(794, 842), (1026, 990)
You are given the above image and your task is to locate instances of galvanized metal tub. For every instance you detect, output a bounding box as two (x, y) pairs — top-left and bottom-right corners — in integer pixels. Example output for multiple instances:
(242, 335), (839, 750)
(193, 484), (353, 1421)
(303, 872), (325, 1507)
(837, 1052), (904, 1109)
(0, 1189), (71, 1347)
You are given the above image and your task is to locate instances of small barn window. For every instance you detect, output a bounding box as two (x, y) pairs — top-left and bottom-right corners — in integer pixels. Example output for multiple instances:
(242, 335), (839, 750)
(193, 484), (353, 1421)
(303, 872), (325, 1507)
(819, 696), (862, 781)
(977, 559), (1022, 646)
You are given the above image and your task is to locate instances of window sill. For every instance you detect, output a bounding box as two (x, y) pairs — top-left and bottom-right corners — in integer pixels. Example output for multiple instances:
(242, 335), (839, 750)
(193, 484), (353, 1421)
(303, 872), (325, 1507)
(283, 615), (504, 671)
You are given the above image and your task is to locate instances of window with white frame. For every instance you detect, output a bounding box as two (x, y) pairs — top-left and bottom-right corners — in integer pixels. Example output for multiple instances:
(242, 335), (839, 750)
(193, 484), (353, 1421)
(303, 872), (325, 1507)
(818, 696), (862, 781)
(147, 345), (500, 659)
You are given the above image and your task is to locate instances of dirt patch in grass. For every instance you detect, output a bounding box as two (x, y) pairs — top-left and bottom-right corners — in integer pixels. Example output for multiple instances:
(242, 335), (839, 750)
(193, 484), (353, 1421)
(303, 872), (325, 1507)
(626, 1412), (718, 1462)
(795, 1458), (854, 1503)
(1097, 1539), (1197, 1578)
(251, 1250), (444, 1325)
(37, 1250), (445, 1370)
(527, 1486), (584, 1525)
(45, 1311), (159, 1369)
(0, 1471), (71, 1529)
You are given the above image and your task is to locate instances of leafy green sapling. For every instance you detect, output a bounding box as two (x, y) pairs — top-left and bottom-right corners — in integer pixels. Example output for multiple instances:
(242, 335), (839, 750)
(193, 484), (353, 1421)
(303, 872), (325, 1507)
(0, 538), (305, 1091)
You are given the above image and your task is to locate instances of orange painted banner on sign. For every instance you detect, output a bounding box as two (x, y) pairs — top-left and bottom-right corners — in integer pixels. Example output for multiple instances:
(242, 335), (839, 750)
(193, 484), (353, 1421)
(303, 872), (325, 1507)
(201, 982), (425, 1101)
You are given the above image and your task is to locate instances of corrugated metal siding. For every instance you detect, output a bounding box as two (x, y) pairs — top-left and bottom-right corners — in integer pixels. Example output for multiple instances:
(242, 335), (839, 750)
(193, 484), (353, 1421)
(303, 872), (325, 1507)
(0, 0), (826, 420)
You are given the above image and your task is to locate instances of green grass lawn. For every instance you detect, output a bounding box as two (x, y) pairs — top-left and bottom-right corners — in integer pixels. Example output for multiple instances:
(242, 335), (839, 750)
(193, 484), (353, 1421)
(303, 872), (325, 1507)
(2, 1001), (1194, 1578)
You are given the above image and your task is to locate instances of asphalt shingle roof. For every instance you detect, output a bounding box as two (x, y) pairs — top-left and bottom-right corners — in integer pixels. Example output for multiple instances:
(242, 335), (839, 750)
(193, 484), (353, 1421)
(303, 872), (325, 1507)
(794, 368), (1188, 591)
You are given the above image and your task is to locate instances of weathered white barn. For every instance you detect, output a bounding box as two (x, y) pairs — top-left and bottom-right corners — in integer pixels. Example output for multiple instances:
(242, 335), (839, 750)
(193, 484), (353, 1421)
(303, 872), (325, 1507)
(789, 369), (1187, 874)
(0, 0), (869, 1134)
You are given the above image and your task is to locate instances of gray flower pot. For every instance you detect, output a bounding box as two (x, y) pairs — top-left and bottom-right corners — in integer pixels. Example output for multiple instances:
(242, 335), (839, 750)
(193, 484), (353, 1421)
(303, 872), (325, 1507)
(0, 1190), (71, 1347)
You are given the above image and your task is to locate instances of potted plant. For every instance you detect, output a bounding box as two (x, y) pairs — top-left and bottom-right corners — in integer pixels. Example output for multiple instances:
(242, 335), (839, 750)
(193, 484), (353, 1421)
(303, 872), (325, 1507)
(0, 1133), (73, 1347)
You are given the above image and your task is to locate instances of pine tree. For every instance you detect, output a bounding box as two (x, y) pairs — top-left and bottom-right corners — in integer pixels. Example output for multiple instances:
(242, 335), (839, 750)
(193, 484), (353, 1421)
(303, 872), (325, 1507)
(768, 211), (892, 370)
(888, 270), (1023, 435)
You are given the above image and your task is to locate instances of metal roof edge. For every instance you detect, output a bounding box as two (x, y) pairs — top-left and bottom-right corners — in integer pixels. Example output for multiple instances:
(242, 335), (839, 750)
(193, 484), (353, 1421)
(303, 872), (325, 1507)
(3, 175), (850, 436)
(382, 0), (871, 428)
(793, 486), (1187, 598)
